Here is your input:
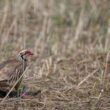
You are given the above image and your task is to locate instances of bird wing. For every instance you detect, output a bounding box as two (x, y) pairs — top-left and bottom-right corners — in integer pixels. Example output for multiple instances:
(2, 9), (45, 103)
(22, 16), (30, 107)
(0, 59), (22, 82)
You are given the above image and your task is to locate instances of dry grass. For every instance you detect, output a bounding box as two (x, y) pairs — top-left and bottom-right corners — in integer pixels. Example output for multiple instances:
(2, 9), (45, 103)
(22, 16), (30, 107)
(0, 0), (110, 109)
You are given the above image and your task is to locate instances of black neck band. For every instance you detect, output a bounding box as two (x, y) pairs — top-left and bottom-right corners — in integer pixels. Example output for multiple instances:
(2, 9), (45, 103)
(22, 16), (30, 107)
(21, 55), (27, 61)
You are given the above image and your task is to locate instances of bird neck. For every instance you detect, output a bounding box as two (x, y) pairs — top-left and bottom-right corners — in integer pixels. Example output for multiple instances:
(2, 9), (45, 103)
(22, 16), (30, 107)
(17, 54), (27, 62)
(21, 55), (27, 62)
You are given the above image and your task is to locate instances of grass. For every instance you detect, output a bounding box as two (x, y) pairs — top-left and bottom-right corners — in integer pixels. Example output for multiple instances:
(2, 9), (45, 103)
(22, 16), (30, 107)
(0, 0), (110, 109)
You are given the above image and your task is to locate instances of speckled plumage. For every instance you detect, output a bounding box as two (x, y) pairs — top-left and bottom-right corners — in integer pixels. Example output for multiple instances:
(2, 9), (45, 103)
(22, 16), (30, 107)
(0, 49), (33, 92)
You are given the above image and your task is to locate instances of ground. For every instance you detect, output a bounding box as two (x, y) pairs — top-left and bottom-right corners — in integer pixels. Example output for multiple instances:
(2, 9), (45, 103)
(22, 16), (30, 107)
(0, 0), (110, 110)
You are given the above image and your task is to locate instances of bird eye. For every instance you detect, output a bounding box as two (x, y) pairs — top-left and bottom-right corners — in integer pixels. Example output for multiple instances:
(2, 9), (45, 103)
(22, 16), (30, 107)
(20, 53), (24, 57)
(20, 53), (22, 55)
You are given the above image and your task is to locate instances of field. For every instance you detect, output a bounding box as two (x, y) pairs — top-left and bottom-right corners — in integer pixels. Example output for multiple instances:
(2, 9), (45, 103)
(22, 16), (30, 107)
(0, 0), (110, 110)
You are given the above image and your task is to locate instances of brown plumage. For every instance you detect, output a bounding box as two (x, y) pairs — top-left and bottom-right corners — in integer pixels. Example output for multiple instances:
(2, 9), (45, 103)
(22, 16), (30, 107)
(0, 49), (33, 92)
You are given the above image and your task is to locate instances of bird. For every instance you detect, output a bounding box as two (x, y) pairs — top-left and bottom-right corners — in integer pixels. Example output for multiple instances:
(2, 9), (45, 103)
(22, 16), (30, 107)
(0, 49), (34, 94)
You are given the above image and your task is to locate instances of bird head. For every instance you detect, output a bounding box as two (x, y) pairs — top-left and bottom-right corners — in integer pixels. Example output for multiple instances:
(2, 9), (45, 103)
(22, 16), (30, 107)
(18, 49), (34, 61)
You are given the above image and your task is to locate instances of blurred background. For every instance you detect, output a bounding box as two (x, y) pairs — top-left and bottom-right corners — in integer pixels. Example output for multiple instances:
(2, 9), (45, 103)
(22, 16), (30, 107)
(0, 0), (110, 59)
(0, 0), (110, 109)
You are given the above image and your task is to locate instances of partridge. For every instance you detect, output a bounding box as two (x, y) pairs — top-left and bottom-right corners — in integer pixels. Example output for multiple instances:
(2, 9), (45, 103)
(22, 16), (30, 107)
(0, 49), (33, 92)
